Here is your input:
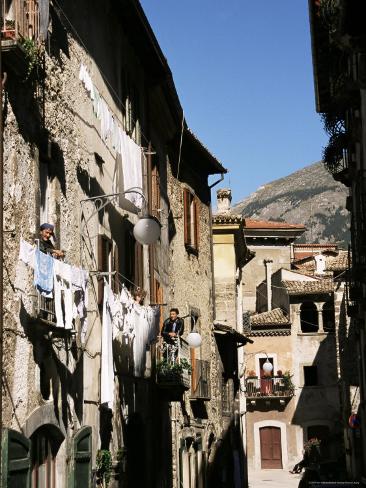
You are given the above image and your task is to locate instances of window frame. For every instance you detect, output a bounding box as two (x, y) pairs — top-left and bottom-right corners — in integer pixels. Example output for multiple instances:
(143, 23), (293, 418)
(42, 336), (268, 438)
(183, 189), (199, 254)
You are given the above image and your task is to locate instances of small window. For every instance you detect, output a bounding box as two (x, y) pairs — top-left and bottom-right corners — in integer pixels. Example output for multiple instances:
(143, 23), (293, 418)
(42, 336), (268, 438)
(300, 302), (319, 333)
(304, 365), (318, 386)
(183, 189), (199, 252)
(322, 302), (335, 332)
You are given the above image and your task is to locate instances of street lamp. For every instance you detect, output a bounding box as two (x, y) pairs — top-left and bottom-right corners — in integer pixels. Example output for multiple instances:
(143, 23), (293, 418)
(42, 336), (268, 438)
(262, 358), (273, 375)
(80, 187), (161, 246)
(186, 316), (202, 348)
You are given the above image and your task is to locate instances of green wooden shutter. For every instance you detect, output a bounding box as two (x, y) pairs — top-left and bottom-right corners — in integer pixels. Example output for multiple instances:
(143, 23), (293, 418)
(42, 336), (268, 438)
(69, 426), (92, 488)
(1, 428), (31, 488)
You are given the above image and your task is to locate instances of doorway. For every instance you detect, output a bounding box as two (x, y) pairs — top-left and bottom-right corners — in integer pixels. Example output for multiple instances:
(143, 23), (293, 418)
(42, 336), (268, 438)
(260, 426), (282, 469)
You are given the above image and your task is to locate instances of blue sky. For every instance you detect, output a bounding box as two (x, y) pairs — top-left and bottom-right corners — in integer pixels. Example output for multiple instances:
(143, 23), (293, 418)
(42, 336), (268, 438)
(140, 0), (328, 205)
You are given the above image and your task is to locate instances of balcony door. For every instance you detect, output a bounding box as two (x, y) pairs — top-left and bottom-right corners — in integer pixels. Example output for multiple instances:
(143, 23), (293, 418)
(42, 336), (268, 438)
(260, 426), (282, 469)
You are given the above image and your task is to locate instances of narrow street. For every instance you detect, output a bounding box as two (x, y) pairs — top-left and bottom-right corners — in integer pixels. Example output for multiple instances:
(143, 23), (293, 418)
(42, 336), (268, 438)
(248, 469), (301, 488)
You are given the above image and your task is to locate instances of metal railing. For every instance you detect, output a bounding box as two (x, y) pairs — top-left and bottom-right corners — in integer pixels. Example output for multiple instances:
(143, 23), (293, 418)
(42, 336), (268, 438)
(156, 337), (191, 389)
(37, 293), (56, 325)
(1, 0), (40, 41)
(245, 377), (294, 398)
(191, 359), (210, 400)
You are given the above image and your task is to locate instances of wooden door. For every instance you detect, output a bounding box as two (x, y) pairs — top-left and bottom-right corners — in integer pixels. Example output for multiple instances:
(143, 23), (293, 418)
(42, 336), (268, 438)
(260, 427), (282, 469)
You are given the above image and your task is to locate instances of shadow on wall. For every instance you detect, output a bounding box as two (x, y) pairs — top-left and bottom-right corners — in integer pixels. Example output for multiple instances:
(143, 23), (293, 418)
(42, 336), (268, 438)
(291, 310), (346, 479)
(337, 293), (363, 477)
(207, 415), (248, 488)
(18, 300), (84, 428)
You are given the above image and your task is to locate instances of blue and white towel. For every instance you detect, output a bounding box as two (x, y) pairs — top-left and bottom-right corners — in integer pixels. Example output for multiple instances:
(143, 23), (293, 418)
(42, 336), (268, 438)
(34, 248), (54, 296)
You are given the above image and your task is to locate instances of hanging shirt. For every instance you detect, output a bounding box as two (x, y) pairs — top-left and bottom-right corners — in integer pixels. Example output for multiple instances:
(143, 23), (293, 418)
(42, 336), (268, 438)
(34, 248), (54, 296)
(18, 239), (35, 268)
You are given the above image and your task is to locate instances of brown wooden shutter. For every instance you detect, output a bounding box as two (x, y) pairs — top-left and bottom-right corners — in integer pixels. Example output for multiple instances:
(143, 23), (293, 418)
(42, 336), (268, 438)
(193, 197), (200, 251)
(183, 189), (190, 246)
(134, 241), (144, 289)
(190, 347), (196, 394)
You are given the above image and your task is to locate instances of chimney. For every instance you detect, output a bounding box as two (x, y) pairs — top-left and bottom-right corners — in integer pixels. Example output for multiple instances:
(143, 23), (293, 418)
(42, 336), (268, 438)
(217, 188), (232, 213)
(264, 260), (273, 311)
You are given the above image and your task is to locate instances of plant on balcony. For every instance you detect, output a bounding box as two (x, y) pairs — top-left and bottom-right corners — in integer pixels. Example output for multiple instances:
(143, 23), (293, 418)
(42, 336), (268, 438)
(157, 358), (192, 377)
(96, 449), (112, 487)
(246, 370), (257, 379)
(276, 370), (283, 377)
(282, 370), (295, 393)
(20, 37), (42, 80)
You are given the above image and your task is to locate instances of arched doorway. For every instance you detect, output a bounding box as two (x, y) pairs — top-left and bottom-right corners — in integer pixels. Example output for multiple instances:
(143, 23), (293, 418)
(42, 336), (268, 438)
(31, 425), (63, 487)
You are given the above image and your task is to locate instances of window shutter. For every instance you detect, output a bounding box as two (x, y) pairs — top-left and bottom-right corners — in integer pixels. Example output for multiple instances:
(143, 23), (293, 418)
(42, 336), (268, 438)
(193, 197), (200, 251)
(69, 426), (92, 488)
(113, 243), (120, 294)
(134, 241), (144, 289)
(1, 428), (31, 488)
(183, 189), (190, 246)
(97, 235), (105, 306)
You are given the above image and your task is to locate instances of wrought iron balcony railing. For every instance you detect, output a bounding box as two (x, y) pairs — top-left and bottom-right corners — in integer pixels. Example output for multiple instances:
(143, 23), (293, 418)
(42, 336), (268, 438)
(37, 293), (57, 326)
(156, 337), (191, 391)
(245, 377), (294, 399)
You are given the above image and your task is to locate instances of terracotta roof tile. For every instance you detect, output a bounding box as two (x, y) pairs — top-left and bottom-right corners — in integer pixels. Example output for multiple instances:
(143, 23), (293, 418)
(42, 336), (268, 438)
(325, 251), (349, 271)
(244, 219), (305, 230)
(212, 214), (243, 224)
(282, 279), (334, 295)
(250, 308), (290, 327)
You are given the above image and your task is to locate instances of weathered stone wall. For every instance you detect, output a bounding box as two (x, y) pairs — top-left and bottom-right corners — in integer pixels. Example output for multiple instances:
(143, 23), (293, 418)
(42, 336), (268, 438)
(167, 163), (224, 486)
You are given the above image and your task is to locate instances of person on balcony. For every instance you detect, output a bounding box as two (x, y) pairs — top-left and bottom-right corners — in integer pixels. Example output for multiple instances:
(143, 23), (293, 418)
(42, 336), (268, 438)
(162, 308), (184, 344)
(39, 223), (65, 259)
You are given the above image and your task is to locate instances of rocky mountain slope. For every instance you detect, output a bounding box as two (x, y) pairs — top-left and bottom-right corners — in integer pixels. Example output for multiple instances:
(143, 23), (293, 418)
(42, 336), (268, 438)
(232, 162), (350, 247)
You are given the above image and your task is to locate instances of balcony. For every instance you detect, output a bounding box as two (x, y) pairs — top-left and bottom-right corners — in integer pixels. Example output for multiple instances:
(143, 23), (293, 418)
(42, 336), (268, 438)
(245, 377), (294, 405)
(1, 0), (40, 74)
(156, 338), (191, 400)
(191, 359), (210, 401)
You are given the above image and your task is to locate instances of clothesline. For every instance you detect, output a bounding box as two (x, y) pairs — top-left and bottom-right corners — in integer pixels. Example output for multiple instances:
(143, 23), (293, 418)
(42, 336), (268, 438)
(79, 64), (143, 208)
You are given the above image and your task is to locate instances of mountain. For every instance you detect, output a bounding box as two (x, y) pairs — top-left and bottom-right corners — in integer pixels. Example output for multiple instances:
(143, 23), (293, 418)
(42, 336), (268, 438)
(232, 162), (350, 248)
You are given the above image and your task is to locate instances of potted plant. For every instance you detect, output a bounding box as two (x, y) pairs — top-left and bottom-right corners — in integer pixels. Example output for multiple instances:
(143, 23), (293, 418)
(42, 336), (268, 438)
(2, 19), (16, 39)
(156, 358), (192, 389)
(282, 370), (295, 394)
(96, 449), (112, 487)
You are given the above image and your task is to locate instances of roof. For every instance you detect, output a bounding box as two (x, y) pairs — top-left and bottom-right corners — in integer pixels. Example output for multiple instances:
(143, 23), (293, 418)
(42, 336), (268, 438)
(213, 323), (253, 344)
(185, 128), (227, 175)
(212, 213), (243, 224)
(293, 244), (338, 249)
(244, 219), (305, 230)
(325, 251), (349, 271)
(250, 308), (290, 327)
(282, 279), (334, 295)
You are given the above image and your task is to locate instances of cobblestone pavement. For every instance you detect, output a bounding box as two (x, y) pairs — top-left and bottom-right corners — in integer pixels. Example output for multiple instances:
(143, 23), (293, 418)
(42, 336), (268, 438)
(248, 468), (301, 488)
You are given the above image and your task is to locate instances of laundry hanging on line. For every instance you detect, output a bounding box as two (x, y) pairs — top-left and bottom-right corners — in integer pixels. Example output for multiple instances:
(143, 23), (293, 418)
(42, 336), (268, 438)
(18, 239), (89, 338)
(79, 63), (143, 208)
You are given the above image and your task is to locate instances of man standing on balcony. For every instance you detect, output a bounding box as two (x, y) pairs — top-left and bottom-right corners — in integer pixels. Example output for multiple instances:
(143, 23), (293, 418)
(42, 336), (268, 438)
(162, 308), (184, 344)
(39, 223), (65, 259)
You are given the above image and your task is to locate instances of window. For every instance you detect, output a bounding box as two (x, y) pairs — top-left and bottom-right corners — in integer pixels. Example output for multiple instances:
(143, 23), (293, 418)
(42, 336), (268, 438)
(31, 426), (62, 488)
(300, 301), (319, 333)
(222, 377), (234, 416)
(322, 302), (335, 332)
(303, 365), (318, 386)
(183, 189), (199, 252)
(98, 235), (120, 304)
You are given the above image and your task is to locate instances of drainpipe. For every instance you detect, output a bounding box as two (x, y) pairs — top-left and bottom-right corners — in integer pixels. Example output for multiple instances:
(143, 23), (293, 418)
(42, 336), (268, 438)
(264, 260), (273, 312)
(0, 6), (4, 475)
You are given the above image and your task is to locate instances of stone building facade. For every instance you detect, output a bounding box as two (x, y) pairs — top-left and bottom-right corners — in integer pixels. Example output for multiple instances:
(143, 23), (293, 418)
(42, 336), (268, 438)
(0, 1), (231, 487)
(308, 1), (366, 481)
(245, 248), (348, 475)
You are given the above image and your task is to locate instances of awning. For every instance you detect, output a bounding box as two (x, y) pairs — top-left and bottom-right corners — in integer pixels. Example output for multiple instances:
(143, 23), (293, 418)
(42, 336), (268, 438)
(213, 323), (254, 345)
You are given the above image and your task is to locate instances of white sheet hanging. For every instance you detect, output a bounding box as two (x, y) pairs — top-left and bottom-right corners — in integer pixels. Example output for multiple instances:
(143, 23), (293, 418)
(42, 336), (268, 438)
(101, 281), (115, 409)
(18, 239), (35, 268)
